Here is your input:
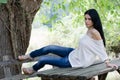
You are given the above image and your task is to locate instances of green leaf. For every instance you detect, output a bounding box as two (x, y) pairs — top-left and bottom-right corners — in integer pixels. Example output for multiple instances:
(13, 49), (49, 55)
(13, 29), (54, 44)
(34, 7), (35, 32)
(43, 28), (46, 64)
(0, 0), (7, 3)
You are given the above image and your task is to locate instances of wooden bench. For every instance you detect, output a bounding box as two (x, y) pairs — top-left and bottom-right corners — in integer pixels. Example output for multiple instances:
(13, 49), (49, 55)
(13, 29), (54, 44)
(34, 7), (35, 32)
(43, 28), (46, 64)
(0, 55), (120, 80)
(37, 59), (120, 80)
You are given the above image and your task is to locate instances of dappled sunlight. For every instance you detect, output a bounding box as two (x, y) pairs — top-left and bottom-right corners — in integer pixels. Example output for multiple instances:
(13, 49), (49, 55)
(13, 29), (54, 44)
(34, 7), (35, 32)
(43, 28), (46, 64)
(106, 71), (120, 80)
(27, 27), (50, 52)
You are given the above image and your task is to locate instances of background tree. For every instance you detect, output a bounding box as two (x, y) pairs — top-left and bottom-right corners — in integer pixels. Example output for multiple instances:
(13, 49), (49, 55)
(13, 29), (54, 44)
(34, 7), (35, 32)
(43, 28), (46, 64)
(0, 0), (42, 78)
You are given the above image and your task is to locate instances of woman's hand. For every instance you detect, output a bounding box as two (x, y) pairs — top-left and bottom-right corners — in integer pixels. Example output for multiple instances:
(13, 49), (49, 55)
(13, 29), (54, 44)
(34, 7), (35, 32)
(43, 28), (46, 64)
(105, 59), (118, 69)
(106, 63), (118, 69)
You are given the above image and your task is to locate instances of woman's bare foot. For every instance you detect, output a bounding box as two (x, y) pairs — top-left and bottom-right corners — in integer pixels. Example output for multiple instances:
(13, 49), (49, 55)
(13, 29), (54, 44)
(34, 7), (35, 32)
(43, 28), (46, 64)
(23, 67), (35, 75)
(18, 54), (32, 61)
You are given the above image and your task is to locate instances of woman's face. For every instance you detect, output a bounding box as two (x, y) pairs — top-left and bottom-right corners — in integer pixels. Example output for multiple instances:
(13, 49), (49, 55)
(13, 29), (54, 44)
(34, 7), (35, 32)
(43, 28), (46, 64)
(85, 14), (94, 28)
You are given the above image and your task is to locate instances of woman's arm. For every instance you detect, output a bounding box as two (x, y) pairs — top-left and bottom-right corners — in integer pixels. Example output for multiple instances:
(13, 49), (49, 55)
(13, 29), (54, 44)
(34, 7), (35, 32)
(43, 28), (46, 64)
(91, 29), (118, 69)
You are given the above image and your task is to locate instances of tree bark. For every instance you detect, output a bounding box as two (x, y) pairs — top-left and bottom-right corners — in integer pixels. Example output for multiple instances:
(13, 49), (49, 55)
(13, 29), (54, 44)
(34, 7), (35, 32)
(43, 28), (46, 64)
(0, 0), (42, 78)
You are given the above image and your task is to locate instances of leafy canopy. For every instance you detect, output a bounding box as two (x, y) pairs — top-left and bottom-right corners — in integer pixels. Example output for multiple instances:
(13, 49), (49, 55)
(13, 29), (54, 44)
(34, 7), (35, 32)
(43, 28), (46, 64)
(0, 0), (7, 3)
(34, 0), (120, 50)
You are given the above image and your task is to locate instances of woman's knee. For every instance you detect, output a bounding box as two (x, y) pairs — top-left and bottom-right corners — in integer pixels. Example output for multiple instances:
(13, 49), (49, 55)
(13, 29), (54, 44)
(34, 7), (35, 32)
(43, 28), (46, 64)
(39, 56), (47, 61)
(38, 56), (51, 63)
(43, 45), (57, 52)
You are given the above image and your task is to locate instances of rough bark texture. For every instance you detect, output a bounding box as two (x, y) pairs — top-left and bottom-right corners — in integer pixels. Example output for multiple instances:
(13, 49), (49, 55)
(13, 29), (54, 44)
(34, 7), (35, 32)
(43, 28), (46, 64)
(0, 0), (43, 78)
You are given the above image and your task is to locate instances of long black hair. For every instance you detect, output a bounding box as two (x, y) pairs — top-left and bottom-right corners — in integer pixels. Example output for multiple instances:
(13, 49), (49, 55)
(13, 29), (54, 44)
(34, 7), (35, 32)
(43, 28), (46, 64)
(84, 9), (106, 46)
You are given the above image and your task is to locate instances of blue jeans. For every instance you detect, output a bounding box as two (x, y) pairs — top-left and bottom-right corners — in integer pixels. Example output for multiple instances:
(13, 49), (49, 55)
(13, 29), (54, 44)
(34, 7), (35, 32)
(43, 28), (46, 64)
(29, 45), (74, 71)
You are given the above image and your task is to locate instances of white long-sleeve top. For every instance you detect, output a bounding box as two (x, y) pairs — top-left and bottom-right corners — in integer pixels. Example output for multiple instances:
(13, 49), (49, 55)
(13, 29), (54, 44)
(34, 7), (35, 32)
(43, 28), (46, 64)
(68, 34), (108, 68)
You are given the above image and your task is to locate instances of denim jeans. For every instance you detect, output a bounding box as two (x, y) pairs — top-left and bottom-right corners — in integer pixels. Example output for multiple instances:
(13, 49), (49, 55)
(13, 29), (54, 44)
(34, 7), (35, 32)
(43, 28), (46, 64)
(29, 45), (74, 71)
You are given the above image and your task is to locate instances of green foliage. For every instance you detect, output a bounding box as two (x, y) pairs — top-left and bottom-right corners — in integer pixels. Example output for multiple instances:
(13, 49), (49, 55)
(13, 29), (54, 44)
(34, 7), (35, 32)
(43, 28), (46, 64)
(0, 0), (7, 3)
(33, 0), (120, 51)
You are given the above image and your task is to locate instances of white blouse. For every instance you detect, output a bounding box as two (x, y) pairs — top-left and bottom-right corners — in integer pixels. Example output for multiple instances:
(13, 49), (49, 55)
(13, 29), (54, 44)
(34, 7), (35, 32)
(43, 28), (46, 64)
(68, 34), (108, 68)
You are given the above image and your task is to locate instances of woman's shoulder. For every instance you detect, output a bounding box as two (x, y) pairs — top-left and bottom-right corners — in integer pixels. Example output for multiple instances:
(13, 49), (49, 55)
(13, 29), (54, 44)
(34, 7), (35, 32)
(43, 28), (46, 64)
(90, 29), (102, 40)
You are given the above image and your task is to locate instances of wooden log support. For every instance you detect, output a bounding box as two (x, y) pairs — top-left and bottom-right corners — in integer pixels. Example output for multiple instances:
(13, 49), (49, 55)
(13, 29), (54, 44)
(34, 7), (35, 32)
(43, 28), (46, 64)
(98, 73), (108, 80)
(117, 69), (120, 74)
(3, 55), (12, 78)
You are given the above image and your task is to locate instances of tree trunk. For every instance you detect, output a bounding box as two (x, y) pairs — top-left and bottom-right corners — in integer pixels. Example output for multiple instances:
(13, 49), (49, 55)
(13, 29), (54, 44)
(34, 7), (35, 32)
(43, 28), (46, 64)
(0, 0), (43, 79)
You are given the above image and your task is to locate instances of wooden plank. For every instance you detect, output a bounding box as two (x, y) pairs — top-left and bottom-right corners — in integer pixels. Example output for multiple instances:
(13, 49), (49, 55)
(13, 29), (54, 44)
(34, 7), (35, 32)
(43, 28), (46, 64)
(37, 59), (120, 80)
(38, 62), (104, 79)
(38, 62), (102, 77)
(38, 67), (81, 77)
(0, 57), (40, 67)
(57, 59), (120, 79)
(0, 71), (41, 80)
(37, 68), (88, 80)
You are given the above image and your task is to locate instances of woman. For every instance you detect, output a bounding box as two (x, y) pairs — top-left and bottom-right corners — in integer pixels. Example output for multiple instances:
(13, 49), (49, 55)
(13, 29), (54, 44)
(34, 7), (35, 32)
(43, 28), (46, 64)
(18, 9), (118, 74)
